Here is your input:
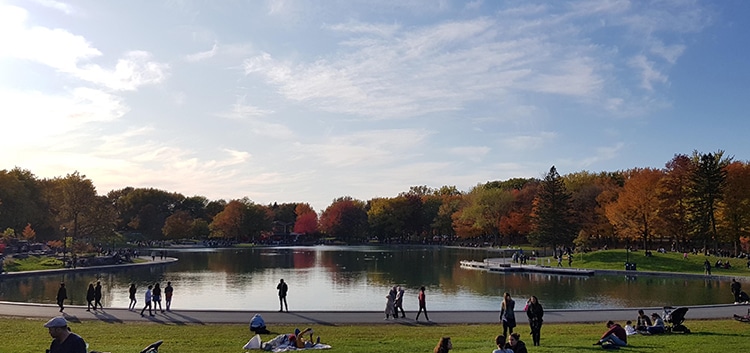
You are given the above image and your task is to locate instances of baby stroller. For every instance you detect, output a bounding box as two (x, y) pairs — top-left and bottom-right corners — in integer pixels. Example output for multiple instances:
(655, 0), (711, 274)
(663, 306), (691, 333)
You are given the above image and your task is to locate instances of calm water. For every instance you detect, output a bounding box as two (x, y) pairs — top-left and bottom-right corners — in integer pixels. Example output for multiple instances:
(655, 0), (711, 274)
(0, 246), (733, 311)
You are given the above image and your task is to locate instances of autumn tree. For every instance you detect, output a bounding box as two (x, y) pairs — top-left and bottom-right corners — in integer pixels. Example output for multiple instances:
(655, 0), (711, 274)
(163, 210), (194, 239)
(604, 168), (664, 250)
(320, 197), (368, 243)
(293, 203), (318, 234)
(687, 150), (731, 254)
(21, 223), (36, 241)
(529, 166), (575, 249)
(209, 200), (246, 240)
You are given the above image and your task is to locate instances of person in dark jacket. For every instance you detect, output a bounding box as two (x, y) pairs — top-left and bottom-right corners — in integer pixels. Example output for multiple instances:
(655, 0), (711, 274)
(94, 281), (103, 310)
(594, 321), (627, 347)
(500, 292), (516, 337)
(56, 283), (67, 312)
(86, 283), (96, 311)
(507, 333), (528, 353)
(525, 296), (544, 346)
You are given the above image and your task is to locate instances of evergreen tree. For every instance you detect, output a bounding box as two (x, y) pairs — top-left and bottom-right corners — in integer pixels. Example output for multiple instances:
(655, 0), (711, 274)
(529, 166), (576, 249)
(687, 150), (731, 254)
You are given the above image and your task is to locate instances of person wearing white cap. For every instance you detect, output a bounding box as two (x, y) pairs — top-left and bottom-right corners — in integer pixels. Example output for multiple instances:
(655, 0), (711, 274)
(44, 316), (87, 353)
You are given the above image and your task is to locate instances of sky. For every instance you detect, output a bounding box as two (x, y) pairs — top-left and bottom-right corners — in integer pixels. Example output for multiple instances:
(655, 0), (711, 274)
(2, 0), (749, 213)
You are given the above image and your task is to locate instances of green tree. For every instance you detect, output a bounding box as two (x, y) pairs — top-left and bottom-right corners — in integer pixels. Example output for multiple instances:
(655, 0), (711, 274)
(658, 154), (694, 247)
(529, 166), (575, 249)
(688, 150), (731, 254)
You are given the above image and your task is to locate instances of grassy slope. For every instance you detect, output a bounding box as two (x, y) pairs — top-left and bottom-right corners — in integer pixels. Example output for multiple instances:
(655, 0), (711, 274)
(3, 317), (748, 353)
(574, 249), (749, 276)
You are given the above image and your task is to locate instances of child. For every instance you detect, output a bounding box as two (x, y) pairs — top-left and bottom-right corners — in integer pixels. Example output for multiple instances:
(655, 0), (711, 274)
(624, 320), (637, 336)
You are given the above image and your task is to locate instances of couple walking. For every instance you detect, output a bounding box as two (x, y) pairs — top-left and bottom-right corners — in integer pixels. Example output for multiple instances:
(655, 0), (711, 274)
(384, 285), (405, 319)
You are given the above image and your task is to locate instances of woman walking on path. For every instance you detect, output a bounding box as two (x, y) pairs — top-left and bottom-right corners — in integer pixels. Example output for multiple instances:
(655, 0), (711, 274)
(128, 283), (137, 311)
(415, 286), (429, 321)
(86, 283), (95, 311)
(500, 292), (516, 337)
(525, 296), (544, 346)
(384, 286), (396, 319)
(153, 283), (163, 313)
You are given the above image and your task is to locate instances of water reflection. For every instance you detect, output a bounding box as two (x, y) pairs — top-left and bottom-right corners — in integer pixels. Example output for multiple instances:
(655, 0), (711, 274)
(0, 246), (730, 311)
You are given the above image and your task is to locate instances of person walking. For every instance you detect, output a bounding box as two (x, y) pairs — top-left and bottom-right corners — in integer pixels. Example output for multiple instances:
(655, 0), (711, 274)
(94, 281), (103, 310)
(731, 279), (742, 304)
(525, 296), (544, 346)
(704, 259), (712, 275)
(164, 281), (174, 312)
(56, 282), (67, 313)
(415, 286), (429, 321)
(384, 286), (396, 319)
(500, 292), (516, 337)
(140, 285), (154, 317)
(277, 279), (288, 312)
(153, 282), (164, 313)
(394, 286), (405, 318)
(128, 283), (137, 311)
(86, 283), (96, 311)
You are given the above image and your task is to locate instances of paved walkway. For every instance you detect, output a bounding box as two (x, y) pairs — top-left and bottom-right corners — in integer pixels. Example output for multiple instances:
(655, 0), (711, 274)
(1, 255), (748, 325)
(1, 300), (747, 325)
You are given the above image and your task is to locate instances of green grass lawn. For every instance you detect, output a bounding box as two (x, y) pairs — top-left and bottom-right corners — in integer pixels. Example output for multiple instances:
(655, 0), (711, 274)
(573, 249), (750, 276)
(2, 317), (747, 353)
(1, 254), (63, 271)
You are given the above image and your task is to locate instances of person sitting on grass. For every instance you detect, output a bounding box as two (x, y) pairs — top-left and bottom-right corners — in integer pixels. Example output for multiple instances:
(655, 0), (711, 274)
(624, 320), (637, 336)
(434, 336), (452, 353)
(507, 333), (528, 353)
(645, 313), (665, 334)
(593, 320), (627, 347)
(492, 335), (512, 353)
(636, 309), (652, 331)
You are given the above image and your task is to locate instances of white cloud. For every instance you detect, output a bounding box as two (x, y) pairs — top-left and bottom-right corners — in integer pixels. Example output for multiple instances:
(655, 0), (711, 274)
(0, 7), (168, 91)
(577, 142), (625, 167)
(305, 129), (432, 167)
(75, 51), (169, 91)
(30, 0), (74, 14)
(628, 54), (667, 91)
(185, 42), (218, 62)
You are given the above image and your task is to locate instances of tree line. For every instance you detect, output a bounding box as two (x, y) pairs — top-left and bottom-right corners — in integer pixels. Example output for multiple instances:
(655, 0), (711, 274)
(1, 150), (748, 255)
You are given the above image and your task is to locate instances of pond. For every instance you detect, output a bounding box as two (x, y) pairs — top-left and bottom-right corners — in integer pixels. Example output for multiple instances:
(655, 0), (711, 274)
(0, 246), (734, 311)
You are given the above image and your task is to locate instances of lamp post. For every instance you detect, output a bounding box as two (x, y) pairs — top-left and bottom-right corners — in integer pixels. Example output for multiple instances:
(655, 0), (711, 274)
(61, 227), (67, 265)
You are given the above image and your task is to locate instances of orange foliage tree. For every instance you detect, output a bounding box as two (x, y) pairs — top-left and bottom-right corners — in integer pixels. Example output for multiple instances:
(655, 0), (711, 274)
(604, 168), (664, 250)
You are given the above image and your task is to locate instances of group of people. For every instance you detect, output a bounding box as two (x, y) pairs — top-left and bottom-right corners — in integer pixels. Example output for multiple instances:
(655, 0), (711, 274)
(499, 293), (543, 347)
(381, 285), (431, 321)
(384, 285), (406, 319)
(55, 281), (103, 313)
(431, 333), (528, 353)
(139, 281), (174, 316)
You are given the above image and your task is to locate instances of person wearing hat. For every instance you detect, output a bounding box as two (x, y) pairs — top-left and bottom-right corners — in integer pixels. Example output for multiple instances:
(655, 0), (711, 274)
(44, 316), (87, 353)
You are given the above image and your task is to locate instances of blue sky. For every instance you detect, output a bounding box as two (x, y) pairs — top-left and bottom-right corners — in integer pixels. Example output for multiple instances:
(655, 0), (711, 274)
(2, 0), (749, 213)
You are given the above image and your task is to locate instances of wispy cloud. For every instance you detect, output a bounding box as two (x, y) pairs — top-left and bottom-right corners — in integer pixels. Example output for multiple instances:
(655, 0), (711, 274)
(1, 6), (168, 91)
(185, 42), (219, 62)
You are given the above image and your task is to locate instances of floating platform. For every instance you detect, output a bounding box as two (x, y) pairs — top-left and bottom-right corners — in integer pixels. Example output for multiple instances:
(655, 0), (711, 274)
(460, 259), (595, 276)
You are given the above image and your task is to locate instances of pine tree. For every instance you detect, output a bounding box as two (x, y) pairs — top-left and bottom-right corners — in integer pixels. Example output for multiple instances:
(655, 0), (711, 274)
(529, 166), (576, 249)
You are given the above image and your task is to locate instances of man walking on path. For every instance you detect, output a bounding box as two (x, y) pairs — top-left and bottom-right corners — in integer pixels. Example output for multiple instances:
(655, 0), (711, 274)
(94, 281), (103, 310)
(277, 279), (288, 312)
(140, 285), (154, 317)
(395, 286), (405, 318)
(164, 281), (174, 312)
(56, 283), (67, 313)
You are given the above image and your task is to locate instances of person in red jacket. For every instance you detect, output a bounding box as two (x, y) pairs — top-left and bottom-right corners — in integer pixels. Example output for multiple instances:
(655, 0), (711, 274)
(593, 320), (627, 347)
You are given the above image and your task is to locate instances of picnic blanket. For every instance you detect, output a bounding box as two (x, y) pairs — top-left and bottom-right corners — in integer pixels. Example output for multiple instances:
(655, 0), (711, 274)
(243, 335), (332, 352)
